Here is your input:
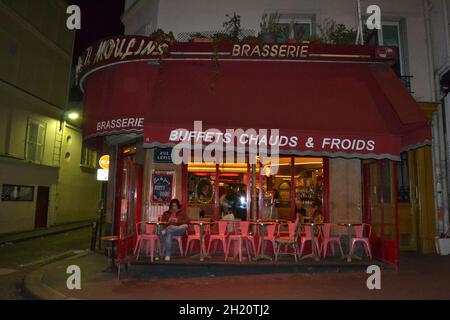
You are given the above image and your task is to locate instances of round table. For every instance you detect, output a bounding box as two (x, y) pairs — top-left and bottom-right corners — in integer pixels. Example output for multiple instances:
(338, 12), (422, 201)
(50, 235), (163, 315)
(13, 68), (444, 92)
(301, 223), (323, 262)
(189, 220), (214, 261)
(338, 223), (363, 262)
(250, 221), (277, 261)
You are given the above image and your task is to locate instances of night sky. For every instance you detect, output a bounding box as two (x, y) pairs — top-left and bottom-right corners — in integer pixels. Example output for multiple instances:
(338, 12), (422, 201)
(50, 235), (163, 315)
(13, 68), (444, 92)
(71, 0), (125, 64)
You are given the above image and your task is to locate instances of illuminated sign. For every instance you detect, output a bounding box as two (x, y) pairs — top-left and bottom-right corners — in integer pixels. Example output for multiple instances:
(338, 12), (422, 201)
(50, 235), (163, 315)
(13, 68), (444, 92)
(97, 169), (109, 181)
(98, 155), (110, 170)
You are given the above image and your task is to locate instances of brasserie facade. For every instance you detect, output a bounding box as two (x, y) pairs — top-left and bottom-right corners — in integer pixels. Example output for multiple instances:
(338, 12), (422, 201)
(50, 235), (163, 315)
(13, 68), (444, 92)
(77, 36), (436, 267)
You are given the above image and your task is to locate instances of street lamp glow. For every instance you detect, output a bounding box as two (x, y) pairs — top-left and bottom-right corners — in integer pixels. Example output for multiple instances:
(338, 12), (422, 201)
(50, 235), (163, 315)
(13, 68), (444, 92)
(68, 112), (79, 120)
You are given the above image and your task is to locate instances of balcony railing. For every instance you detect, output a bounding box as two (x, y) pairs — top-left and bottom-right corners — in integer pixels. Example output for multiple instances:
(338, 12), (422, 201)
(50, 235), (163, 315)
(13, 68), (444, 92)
(399, 75), (414, 94)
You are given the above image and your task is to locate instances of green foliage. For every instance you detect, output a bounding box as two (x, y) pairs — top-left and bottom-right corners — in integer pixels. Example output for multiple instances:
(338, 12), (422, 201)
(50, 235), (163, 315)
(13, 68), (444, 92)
(259, 12), (283, 36)
(223, 12), (241, 40)
(150, 29), (176, 44)
(317, 19), (357, 45)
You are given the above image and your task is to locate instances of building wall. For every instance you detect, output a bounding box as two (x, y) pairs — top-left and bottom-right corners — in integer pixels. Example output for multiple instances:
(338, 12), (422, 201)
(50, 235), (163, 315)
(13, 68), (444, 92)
(0, 0), (101, 234)
(122, 0), (434, 102)
(56, 125), (102, 224)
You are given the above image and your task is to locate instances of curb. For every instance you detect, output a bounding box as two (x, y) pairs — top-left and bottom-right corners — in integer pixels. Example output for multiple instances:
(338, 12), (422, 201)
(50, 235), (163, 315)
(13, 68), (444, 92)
(23, 250), (91, 300)
(0, 220), (95, 246)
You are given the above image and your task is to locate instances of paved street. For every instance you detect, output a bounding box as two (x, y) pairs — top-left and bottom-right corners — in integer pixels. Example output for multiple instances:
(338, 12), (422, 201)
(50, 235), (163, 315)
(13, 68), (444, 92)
(31, 250), (450, 300)
(1, 227), (450, 300)
(0, 228), (91, 300)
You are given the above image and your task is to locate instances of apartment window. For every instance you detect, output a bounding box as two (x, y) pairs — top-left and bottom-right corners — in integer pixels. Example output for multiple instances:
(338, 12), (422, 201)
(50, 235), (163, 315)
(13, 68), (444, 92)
(26, 119), (46, 163)
(365, 20), (407, 76)
(2, 184), (34, 201)
(81, 144), (98, 168)
(275, 15), (314, 43)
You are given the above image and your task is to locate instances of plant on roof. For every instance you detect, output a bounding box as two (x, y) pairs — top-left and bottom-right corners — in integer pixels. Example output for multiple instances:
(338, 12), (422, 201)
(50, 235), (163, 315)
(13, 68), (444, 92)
(150, 28), (176, 45)
(223, 12), (242, 41)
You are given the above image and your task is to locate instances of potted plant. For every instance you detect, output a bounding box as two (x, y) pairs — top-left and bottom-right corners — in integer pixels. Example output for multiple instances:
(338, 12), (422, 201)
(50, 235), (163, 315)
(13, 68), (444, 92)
(258, 12), (282, 43)
(190, 32), (213, 43)
(150, 29), (176, 45)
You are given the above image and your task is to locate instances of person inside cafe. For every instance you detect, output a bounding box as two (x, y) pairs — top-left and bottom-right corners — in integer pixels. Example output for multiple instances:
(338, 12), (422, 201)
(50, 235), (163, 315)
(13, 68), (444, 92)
(159, 198), (189, 261)
(312, 202), (323, 224)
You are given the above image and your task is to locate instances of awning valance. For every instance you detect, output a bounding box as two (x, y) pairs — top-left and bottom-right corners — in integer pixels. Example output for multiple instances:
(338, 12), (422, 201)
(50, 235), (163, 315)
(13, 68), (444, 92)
(143, 60), (431, 161)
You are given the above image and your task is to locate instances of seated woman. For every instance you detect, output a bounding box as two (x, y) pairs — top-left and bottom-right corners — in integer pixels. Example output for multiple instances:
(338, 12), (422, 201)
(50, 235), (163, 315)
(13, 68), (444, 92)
(159, 198), (189, 261)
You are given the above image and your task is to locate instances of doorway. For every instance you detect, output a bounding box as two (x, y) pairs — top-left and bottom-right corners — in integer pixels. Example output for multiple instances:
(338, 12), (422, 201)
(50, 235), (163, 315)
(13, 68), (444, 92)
(35, 186), (49, 228)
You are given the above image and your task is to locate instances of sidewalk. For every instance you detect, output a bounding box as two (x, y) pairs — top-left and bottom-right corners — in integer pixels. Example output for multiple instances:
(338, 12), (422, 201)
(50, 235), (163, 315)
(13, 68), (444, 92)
(0, 220), (95, 246)
(23, 251), (450, 300)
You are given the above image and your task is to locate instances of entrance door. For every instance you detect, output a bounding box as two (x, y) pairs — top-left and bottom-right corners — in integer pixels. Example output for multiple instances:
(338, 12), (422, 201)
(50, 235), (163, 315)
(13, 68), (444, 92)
(329, 158), (362, 224)
(363, 160), (399, 267)
(35, 186), (49, 228)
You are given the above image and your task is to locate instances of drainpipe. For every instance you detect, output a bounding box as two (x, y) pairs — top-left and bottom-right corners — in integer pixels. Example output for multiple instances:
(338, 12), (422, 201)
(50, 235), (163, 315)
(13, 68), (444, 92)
(424, 0), (450, 236)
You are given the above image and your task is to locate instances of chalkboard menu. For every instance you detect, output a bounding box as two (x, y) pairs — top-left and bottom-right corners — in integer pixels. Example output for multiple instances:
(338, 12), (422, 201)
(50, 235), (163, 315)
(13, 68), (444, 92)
(154, 148), (173, 163)
(151, 173), (173, 204)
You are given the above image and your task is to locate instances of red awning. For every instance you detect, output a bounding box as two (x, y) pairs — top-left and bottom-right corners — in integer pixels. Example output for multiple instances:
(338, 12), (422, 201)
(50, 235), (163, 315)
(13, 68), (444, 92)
(143, 60), (431, 160)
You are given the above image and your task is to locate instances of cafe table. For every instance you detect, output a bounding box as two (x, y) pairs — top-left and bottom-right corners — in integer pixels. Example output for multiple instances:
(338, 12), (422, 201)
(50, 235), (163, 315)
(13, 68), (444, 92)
(189, 220), (214, 261)
(338, 223), (363, 262)
(100, 235), (118, 271)
(301, 223), (323, 262)
(145, 221), (169, 258)
(250, 220), (277, 261)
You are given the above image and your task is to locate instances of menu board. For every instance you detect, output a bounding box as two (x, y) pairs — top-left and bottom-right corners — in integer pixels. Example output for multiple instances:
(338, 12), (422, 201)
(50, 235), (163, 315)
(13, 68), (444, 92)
(151, 173), (173, 204)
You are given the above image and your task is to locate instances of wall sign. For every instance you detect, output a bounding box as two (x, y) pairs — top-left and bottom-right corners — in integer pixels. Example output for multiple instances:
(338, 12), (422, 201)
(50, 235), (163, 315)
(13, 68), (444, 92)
(154, 148), (173, 163)
(151, 173), (174, 204)
(98, 155), (110, 169)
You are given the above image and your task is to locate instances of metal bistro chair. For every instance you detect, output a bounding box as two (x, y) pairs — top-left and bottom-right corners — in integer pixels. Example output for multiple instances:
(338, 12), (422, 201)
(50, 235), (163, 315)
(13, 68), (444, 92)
(349, 223), (373, 259)
(275, 222), (300, 262)
(321, 223), (344, 258)
(207, 221), (229, 256)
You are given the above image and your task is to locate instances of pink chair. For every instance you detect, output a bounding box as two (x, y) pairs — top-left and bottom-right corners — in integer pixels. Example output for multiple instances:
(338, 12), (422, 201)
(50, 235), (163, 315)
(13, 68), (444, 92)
(170, 233), (185, 257)
(321, 223), (344, 258)
(257, 224), (277, 257)
(207, 221), (229, 256)
(185, 225), (206, 256)
(225, 221), (257, 262)
(134, 222), (160, 263)
(349, 223), (372, 259)
(299, 225), (321, 257)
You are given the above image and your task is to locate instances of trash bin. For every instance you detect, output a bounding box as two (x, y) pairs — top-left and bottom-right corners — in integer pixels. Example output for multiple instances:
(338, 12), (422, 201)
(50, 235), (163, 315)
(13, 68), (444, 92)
(435, 237), (450, 255)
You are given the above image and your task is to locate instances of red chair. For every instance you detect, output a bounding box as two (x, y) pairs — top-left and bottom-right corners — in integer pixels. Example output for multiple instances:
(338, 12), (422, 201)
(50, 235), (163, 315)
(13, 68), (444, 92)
(257, 224), (277, 257)
(225, 221), (257, 262)
(349, 223), (372, 259)
(207, 221), (229, 256)
(321, 223), (344, 258)
(299, 224), (321, 257)
(170, 233), (185, 257)
(134, 222), (160, 262)
(185, 225), (207, 256)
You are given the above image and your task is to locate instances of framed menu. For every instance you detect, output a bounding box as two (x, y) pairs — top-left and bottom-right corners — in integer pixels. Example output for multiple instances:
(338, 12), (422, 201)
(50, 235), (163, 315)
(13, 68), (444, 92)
(151, 172), (174, 204)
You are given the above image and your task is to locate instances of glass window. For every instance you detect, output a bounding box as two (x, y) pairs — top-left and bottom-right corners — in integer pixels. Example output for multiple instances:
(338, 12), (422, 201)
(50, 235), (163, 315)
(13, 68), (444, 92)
(1, 184), (34, 201)
(81, 144), (98, 168)
(397, 152), (410, 203)
(26, 119), (46, 163)
(275, 16), (313, 43)
(381, 160), (392, 203)
(377, 22), (406, 76)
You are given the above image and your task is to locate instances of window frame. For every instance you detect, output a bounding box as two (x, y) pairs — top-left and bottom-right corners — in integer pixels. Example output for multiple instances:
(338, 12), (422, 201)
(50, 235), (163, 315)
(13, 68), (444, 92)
(377, 19), (409, 76)
(275, 14), (315, 42)
(26, 118), (46, 164)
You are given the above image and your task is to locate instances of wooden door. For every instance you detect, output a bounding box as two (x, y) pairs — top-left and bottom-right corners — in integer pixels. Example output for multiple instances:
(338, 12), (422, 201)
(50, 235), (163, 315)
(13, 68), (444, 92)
(35, 186), (49, 228)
